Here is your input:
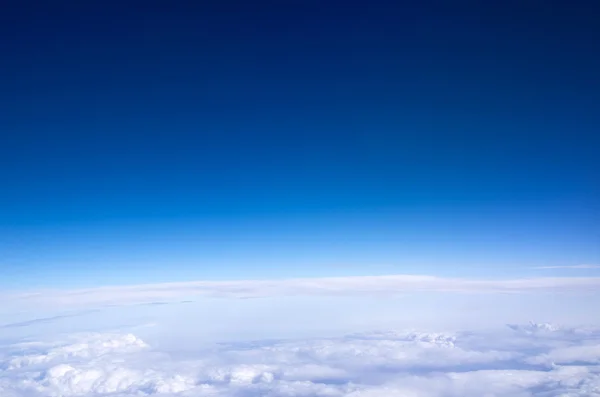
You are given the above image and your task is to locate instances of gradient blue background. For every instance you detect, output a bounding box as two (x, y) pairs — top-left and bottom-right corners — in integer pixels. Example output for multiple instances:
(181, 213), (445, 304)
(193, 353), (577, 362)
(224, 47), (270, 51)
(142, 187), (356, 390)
(1, 1), (599, 288)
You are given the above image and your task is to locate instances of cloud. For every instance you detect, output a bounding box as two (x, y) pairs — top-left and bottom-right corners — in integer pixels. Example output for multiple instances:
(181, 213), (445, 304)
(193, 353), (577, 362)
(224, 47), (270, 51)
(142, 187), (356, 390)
(0, 310), (100, 329)
(527, 344), (600, 366)
(6, 274), (600, 309)
(5, 333), (148, 370)
(506, 321), (600, 337)
(534, 264), (600, 269)
(1, 324), (600, 396)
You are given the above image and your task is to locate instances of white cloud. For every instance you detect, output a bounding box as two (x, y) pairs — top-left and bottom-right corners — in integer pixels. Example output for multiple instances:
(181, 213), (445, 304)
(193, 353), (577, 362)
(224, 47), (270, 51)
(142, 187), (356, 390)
(6, 333), (147, 370)
(1, 277), (599, 396)
(1, 324), (600, 396)
(6, 274), (600, 309)
(534, 264), (600, 269)
(527, 344), (600, 366)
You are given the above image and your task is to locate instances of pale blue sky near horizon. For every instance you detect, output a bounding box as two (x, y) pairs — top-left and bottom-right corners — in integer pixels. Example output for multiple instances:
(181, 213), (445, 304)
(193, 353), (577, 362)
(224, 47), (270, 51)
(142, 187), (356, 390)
(2, 199), (598, 289)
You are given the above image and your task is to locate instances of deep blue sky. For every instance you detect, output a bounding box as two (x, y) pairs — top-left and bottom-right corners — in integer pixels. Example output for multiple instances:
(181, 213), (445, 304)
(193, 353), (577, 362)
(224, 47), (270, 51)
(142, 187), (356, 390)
(1, 1), (599, 287)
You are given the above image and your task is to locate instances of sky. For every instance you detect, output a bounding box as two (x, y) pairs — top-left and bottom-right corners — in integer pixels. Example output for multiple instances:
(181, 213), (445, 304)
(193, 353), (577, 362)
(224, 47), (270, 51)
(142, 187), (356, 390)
(1, 1), (599, 288)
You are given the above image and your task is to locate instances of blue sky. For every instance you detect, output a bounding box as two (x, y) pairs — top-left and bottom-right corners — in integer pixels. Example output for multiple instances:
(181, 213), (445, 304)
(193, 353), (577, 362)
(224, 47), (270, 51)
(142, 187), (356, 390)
(1, 2), (599, 288)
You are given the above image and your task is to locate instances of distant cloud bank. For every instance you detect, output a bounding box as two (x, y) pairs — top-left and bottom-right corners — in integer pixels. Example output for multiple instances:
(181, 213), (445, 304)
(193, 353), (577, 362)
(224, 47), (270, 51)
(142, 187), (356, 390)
(6, 274), (600, 309)
(534, 264), (600, 269)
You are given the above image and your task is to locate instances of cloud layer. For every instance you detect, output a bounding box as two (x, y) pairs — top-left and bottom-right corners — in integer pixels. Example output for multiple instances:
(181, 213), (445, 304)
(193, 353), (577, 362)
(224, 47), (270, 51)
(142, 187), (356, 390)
(535, 265), (600, 269)
(7, 274), (600, 309)
(1, 323), (600, 396)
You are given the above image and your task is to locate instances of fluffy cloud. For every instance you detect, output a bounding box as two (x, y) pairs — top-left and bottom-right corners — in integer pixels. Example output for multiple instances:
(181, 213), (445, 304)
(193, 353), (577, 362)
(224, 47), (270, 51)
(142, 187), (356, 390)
(7, 274), (600, 309)
(2, 276), (599, 395)
(1, 324), (600, 396)
(6, 333), (147, 370)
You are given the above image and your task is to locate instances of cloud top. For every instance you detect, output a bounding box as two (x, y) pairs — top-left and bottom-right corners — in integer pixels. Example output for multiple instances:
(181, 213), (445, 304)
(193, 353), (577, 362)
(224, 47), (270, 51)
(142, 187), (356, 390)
(1, 324), (600, 396)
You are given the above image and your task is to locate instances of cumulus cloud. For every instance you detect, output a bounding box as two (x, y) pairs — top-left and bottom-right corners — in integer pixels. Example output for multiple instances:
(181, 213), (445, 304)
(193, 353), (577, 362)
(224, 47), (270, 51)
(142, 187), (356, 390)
(1, 324), (600, 396)
(6, 333), (148, 370)
(6, 274), (600, 309)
